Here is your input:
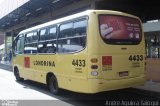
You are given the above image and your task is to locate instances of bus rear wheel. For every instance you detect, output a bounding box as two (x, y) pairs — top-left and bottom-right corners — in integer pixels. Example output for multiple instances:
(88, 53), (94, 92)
(14, 68), (24, 81)
(49, 75), (59, 95)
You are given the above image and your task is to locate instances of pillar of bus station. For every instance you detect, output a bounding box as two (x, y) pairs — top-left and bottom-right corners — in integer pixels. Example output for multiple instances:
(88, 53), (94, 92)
(3, 30), (14, 61)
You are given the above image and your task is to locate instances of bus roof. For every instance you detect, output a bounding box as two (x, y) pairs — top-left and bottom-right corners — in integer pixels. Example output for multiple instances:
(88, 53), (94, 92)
(18, 10), (139, 35)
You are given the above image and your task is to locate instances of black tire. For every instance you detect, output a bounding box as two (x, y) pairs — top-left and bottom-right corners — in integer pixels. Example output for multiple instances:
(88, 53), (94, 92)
(49, 75), (59, 95)
(14, 68), (24, 81)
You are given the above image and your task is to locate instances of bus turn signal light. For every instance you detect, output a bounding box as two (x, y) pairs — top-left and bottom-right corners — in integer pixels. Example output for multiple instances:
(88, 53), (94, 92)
(91, 58), (98, 63)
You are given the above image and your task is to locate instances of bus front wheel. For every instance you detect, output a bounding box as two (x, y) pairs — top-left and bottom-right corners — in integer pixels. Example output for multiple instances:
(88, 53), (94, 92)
(49, 75), (59, 95)
(14, 67), (24, 81)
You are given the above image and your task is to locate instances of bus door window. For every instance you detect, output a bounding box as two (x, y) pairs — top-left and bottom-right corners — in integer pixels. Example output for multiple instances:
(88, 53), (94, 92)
(13, 34), (25, 55)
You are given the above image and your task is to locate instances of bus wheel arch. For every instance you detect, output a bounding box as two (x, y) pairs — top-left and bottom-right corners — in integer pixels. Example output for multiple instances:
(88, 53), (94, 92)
(46, 72), (60, 95)
(13, 66), (24, 81)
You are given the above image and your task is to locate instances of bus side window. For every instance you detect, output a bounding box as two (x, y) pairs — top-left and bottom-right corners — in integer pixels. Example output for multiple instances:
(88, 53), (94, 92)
(38, 41), (56, 53)
(38, 27), (57, 54)
(59, 22), (73, 38)
(40, 29), (48, 41)
(58, 22), (73, 53)
(24, 31), (38, 54)
(73, 19), (87, 48)
(73, 19), (87, 36)
(58, 18), (87, 53)
(49, 27), (57, 40)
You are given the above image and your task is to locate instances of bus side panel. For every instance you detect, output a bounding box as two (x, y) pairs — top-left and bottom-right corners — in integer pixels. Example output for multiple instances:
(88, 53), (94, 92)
(27, 55), (50, 84)
(21, 52), (90, 93)
(13, 55), (35, 80)
(55, 53), (89, 93)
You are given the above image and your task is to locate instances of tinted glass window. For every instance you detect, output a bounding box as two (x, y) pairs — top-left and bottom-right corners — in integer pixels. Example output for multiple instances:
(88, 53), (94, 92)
(26, 32), (38, 43)
(13, 34), (24, 54)
(58, 19), (87, 53)
(59, 22), (73, 38)
(73, 20), (87, 36)
(24, 31), (38, 54)
(32, 32), (38, 42)
(40, 29), (48, 41)
(24, 43), (37, 54)
(38, 41), (56, 53)
(49, 27), (57, 39)
(26, 33), (33, 43)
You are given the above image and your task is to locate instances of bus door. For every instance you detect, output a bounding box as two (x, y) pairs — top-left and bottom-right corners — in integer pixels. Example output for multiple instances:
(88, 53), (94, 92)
(23, 32), (38, 80)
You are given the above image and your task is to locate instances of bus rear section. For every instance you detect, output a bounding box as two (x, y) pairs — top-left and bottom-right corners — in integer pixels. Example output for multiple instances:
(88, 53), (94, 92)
(87, 12), (145, 93)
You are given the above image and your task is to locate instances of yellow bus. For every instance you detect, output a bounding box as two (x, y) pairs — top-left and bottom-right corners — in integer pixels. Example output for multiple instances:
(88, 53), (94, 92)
(12, 10), (145, 94)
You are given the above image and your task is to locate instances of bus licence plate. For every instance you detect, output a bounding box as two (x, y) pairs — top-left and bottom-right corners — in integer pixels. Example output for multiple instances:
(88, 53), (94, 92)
(119, 71), (128, 77)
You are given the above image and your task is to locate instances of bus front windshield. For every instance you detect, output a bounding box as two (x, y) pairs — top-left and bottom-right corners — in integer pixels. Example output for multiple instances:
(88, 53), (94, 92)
(99, 15), (142, 45)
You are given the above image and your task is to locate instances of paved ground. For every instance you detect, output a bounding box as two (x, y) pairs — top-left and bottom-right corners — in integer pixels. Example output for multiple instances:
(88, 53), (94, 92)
(135, 81), (160, 93)
(0, 70), (58, 100)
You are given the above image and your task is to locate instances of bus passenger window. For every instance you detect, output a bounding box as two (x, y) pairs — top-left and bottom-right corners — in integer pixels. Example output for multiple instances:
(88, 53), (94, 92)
(58, 19), (87, 53)
(33, 32), (38, 42)
(59, 22), (73, 38)
(49, 27), (57, 39)
(40, 29), (48, 41)
(24, 31), (38, 54)
(25, 32), (38, 43)
(73, 20), (87, 36)
(26, 33), (33, 43)
(38, 41), (56, 53)
(24, 43), (37, 54)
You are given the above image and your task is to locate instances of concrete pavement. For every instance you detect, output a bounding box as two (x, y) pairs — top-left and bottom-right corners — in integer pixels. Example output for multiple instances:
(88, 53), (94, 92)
(135, 81), (160, 94)
(0, 69), (58, 100)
